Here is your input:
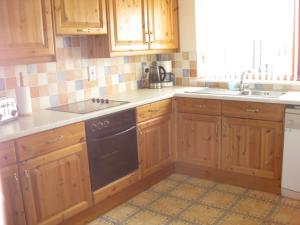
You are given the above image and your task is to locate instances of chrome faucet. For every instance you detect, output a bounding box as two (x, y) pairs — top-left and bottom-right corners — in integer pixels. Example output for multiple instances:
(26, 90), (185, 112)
(239, 70), (250, 91)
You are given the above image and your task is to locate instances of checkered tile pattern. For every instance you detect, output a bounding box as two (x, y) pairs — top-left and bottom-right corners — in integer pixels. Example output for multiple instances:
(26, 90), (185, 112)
(88, 174), (300, 225)
(0, 36), (157, 111)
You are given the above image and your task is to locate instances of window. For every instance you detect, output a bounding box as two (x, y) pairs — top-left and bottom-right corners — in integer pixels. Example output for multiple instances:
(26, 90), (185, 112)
(196, 0), (298, 81)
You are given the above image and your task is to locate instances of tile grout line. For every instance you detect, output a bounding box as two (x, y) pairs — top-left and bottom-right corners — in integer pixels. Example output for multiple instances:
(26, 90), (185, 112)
(119, 175), (191, 225)
(213, 188), (250, 225)
(89, 174), (300, 225)
(164, 179), (220, 225)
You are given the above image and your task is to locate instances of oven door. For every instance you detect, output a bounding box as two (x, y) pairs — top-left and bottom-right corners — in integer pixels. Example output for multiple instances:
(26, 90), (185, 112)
(87, 126), (139, 191)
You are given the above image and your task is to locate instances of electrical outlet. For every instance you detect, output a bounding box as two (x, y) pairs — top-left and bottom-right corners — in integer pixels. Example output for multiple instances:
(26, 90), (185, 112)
(88, 66), (97, 81)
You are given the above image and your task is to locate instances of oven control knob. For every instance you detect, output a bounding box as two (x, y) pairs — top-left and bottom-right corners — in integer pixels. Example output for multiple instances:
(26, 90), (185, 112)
(101, 99), (105, 104)
(92, 98), (96, 103)
(91, 123), (98, 132)
(105, 99), (109, 104)
(0, 114), (2, 121)
(103, 120), (110, 127)
(96, 98), (100, 103)
(97, 121), (104, 130)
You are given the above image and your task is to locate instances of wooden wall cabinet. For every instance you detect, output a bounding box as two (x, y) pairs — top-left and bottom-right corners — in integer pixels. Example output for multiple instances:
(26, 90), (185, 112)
(222, 117), (283, 179)
(19, 143), (92, 225)
(177, 113), (221, 168)
(108, 0), (179, 55)
(54, 0), (107, 35)
(0, 0), (55, 65)
(148, 0), (179, 50)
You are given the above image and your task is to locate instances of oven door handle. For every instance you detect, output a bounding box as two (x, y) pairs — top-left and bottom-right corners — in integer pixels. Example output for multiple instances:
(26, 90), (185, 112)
(93, 126), (136, 142)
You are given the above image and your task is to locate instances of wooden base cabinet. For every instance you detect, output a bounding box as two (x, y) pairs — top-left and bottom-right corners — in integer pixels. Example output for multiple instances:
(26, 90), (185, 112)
(177, 113), (221, 168)
(138, 115), (172, 177)
(19, 143), (92, 225)
(221, 117), (283, 179)
(0, 165), (26, 225)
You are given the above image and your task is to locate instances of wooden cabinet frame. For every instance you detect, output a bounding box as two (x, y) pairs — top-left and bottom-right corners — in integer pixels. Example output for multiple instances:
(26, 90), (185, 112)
(0, 0), (55, 65)
(54, 0), (107, 35)
(19, 143), (92, 225)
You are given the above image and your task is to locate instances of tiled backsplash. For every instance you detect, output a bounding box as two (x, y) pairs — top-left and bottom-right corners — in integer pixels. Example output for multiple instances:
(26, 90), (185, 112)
(1, 43), (300, 111)
(0, 37), (157, 111)
(160, 51), (300, 92)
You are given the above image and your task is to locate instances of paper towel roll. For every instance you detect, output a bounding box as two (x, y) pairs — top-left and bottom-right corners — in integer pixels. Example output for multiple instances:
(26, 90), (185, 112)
(16, 87), (32, 115)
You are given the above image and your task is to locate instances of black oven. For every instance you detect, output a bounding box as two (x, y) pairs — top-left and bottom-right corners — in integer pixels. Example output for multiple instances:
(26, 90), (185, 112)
(85, 109), (139, 191)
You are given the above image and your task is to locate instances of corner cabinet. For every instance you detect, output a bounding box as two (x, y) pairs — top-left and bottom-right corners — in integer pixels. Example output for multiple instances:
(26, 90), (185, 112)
(108, 0), (179, 55)
(0, 0), (55, 65)
(54, 0), (107, 35)
(136, 99), (173, 177)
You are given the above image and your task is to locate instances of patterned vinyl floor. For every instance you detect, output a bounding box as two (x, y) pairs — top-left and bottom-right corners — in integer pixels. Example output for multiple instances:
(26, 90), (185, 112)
(87, 174), (300, 225)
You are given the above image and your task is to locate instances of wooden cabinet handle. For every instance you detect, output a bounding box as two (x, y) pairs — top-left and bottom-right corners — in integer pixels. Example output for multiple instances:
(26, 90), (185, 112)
(24, 170), (30, 178)
(149, 33), (154, 43)
(13, 173), (19, 182)
(148, 109), (160, 113)
(195, 105), (206, 109)
(45, 135), (64, 144)
(77, 28), (90, 32)
(246, 108), (260, 113)
(145, 33), (150, 43)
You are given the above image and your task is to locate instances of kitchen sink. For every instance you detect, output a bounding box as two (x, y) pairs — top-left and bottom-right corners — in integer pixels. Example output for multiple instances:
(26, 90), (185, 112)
(185, 88), (287, 99)
(239, 90), (287, 98)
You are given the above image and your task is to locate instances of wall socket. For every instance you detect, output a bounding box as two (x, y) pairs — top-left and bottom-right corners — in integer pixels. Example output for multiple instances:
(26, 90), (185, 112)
(88, 66), (97, 81)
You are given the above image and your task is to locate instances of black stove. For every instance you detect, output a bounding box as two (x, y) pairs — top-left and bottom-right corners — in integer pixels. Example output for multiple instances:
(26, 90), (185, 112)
(48, 98), (129, 114)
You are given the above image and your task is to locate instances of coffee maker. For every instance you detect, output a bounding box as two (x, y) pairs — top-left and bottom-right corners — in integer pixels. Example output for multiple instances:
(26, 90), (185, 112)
(156, 61), (175, 87)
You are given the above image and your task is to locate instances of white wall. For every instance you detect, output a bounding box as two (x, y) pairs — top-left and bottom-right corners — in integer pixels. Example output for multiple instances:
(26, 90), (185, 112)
(178, 0), (197, 52)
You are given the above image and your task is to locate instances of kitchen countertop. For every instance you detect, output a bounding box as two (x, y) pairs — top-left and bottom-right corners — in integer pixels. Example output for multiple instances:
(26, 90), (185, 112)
(1, 86), (300, 143)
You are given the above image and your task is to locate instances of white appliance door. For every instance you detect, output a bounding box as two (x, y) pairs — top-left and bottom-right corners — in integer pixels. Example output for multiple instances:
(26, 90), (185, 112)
(282, 114), (300, 192)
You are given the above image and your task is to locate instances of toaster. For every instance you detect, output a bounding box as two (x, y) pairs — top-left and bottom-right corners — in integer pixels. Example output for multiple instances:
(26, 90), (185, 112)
(0, 97), (18, 124)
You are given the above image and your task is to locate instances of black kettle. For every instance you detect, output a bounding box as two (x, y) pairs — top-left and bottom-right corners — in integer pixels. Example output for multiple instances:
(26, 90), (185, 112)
(149, 64), (167, 89)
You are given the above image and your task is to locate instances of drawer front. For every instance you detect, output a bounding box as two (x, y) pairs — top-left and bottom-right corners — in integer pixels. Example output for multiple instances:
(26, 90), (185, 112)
(136, 104), (152, 123)
(16, 122), (86, 161)
(150, 99), (172, 119)
(176, 98), (221, 115)
(136, 99), (172, 123)
(222, 101), (284, 121)
(0, 141), (17, 168)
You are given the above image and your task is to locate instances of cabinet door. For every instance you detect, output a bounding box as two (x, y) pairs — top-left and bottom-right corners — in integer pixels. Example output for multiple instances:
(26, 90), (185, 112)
(54, 0), (107, 35)
(0, 165), (26, 225)
(177, 113), (221, 168)
(222, 117), (283, 179)
(138, 115), (172, 177)
(0, 0), (55, 64)
(108, 0), (149, 52)
(148, 0), (179, 50)
(20, 143), (92, 225)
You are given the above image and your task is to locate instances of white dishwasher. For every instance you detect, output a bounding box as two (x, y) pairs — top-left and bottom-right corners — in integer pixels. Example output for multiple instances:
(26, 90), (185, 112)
(282, 106), (300, 200)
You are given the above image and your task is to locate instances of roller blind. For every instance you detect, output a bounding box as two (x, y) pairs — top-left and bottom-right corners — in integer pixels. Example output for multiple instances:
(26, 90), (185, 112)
(196, 0), (298, 81)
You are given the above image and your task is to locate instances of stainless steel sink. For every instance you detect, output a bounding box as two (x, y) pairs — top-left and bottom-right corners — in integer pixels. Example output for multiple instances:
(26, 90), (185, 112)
(239, 90), (286, 98)
(185, 88), (287, 99)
